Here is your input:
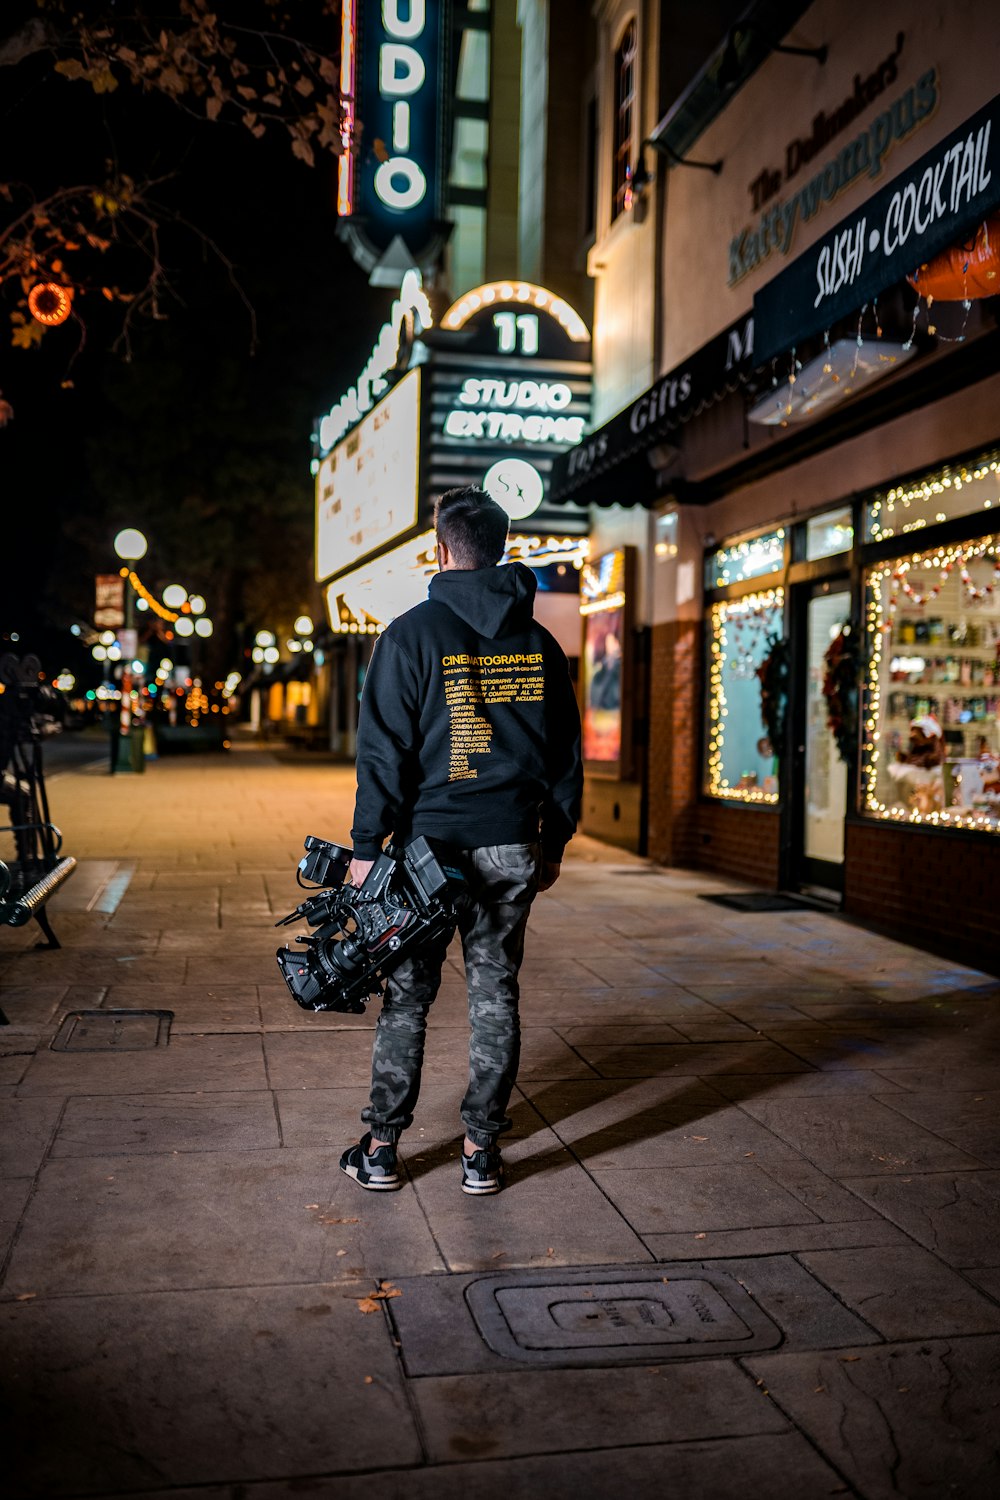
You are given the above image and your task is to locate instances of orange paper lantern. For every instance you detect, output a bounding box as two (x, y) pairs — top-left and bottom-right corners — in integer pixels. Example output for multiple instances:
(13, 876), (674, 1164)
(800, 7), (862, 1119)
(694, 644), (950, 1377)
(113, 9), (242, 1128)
(27, 282), (73, 326)
(907, 215), (1000, 302)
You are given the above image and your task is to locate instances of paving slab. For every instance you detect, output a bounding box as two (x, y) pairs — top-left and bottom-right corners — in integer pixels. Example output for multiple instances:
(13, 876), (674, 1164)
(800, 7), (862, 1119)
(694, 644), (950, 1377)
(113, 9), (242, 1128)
(411, 1135), (652, 1272)
(513, 1078), (798, 1169)
(16, 1032), (267, 1097)
(746, 1334), (1000, 1500)
(875, 1089), (1000, 1167)
(569, 1039), (812, 1078)
(50, 1091), (281, 1157)
(587, 1162), (823, 1235)
(840, 1170), (1000, 1269)
(799, 1244), (1000, 1339)
(645, 1217), (910, 1260)
(2, 1282), (419, 1496)
(111, 1433), (849, 1500)
(409, 1362), (788, 1460)
(0, 984), (69, 1029)
(0, 1097), (63, 1177)
(0, 1177), (33, 1263)
(2, 1147), (444, 1295)
(710, 1068), (906, 1098)
(737, 1095), (983, 1176)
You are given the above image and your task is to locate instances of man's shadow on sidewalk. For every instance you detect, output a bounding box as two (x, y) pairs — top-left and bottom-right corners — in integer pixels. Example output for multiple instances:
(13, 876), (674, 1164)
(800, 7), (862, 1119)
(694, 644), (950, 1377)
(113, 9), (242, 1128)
(401, 978), (1000, 1186)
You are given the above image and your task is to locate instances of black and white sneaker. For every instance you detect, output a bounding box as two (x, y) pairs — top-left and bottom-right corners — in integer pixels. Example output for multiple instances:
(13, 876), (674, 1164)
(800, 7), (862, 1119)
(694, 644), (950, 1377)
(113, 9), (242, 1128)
(461, 1144), (504, 1195)
(340, 1133), (402, 1191)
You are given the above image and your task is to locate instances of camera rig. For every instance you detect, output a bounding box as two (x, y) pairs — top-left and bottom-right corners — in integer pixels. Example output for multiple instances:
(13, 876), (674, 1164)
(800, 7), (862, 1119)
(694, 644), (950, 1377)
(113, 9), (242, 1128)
(275, 835), (465, 1013)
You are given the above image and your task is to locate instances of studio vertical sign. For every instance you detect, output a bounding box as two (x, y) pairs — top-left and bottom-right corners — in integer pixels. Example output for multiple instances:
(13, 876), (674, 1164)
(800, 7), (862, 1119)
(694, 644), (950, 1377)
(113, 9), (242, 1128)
(338, 0), (446, 277)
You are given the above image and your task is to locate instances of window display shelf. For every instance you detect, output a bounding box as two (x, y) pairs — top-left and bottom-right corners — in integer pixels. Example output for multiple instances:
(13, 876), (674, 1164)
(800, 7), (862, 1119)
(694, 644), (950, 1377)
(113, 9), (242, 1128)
(890, 641), (1000, 658)
(887, 681), (1000, 692)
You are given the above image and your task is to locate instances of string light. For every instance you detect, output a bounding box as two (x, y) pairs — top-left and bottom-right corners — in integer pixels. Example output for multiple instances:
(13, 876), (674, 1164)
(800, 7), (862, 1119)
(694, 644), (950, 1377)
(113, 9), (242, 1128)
(710, 530), (785, 587)
(867, 449), (1000, 541)
(440, 281), (590, 341)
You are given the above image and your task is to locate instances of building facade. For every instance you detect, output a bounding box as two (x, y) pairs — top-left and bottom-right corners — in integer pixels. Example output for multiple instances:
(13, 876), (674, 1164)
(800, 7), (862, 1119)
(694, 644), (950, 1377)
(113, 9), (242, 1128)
(554, 0), (1000, 968)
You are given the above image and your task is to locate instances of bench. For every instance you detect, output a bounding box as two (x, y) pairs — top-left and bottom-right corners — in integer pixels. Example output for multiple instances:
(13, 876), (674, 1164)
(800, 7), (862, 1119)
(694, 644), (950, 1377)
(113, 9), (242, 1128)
(0, 653), (77, 971)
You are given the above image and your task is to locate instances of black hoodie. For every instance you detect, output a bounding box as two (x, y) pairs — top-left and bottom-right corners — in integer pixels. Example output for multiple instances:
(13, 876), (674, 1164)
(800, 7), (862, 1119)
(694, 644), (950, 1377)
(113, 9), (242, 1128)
(351, 561), (582, 861)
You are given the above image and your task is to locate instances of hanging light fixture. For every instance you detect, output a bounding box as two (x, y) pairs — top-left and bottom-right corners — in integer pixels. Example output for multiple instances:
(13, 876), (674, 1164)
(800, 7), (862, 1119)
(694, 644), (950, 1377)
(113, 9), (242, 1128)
(28, 283), (73, 326)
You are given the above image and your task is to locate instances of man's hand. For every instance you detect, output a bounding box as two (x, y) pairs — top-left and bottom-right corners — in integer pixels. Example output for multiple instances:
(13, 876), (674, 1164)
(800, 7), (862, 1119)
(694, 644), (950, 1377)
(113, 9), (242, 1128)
(537, 860), (561, 893)
(348, 857), (375, 887)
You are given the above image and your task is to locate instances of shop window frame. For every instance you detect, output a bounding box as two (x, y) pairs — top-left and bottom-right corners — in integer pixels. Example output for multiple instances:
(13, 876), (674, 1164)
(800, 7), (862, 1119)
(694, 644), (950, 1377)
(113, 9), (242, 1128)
(858, 504), (1000, 841)
(701, 525), (791, 809)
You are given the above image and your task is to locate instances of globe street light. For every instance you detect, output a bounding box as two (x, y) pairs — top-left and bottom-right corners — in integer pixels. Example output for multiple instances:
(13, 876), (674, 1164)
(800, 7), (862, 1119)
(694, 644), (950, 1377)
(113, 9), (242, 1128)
(113, 528), (148, 562)
(162, 584), (188, 609)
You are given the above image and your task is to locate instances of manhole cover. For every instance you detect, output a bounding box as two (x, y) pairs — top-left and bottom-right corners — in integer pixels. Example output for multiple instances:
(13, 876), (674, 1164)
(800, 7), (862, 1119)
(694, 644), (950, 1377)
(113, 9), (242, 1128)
(51, 1010), (173, 1052)
(465, 1265), (781, 1365)
(699, 892), (813, 912)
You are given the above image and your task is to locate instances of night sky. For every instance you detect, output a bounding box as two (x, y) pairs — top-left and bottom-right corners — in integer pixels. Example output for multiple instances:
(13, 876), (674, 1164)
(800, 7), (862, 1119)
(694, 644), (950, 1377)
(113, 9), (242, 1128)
(0, 3), (384, 678)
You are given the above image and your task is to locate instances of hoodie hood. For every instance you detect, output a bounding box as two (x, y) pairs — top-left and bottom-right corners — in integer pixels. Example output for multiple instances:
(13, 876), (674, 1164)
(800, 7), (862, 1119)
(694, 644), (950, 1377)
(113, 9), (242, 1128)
(428, 561), (537, 639)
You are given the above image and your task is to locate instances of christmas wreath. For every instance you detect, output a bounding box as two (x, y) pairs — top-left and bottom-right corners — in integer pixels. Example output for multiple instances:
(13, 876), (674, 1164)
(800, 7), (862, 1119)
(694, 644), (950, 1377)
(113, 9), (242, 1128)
(756, 633), (790, 755)
(822, 626), (859, 763)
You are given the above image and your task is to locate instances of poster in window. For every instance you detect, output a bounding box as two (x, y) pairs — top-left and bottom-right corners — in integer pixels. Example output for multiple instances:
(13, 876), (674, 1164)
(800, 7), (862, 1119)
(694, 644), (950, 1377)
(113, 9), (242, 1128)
(580, 547), (633, 776)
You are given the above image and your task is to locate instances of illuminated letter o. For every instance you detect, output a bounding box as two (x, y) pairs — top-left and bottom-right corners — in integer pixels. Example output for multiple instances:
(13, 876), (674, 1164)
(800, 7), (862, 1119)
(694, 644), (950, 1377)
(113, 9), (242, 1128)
(374, 157), (427, 211)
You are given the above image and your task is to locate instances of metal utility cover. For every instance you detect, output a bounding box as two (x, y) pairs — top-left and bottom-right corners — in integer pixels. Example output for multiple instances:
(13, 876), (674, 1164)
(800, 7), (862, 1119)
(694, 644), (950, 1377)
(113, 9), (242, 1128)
(466, 1265), (781, 1365)
(51, 1010), (173, 1052)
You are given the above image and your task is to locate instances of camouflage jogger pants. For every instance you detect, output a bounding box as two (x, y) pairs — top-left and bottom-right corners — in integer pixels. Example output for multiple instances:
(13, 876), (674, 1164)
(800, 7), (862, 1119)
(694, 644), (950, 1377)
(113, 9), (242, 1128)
(361, 842), (540, 1150)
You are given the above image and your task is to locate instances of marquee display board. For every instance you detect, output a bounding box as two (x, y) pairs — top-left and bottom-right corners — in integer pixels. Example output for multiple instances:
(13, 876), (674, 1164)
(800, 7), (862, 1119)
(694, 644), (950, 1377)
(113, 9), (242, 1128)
(424, 282), (593, 536)
(315, 369), (422, 584)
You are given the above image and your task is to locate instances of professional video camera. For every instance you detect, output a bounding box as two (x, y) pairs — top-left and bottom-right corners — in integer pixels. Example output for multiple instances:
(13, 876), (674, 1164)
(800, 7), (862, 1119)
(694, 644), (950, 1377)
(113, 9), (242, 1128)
(275, 835), (465, 1014)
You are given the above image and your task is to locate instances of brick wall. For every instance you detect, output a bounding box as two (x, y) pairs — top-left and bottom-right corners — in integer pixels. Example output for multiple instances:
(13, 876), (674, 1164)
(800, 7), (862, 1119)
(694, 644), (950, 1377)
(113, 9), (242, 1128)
(693, 801), (782, 886)
(844, 821), (1000, 973)
(646, 619), (700, 865)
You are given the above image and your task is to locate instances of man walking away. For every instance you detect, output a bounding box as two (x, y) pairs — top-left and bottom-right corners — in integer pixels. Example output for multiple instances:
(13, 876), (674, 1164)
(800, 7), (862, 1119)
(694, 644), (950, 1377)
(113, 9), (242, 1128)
(341, 485), (583, 1195)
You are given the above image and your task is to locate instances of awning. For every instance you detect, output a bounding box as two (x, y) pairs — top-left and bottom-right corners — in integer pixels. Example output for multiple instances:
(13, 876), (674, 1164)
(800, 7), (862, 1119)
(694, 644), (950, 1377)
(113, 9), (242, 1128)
(548, 312), (754, 507)
(754, 90), (1000, 365)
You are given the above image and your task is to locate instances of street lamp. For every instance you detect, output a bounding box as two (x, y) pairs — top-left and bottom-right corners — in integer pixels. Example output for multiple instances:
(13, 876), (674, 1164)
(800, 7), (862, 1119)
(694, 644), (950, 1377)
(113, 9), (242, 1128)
(111, 527), (148, 774)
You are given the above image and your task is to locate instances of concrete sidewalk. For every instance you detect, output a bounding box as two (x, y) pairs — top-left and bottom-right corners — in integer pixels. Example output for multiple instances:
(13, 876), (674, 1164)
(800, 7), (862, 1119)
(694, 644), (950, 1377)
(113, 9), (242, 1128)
(2, 746), (999, 1499)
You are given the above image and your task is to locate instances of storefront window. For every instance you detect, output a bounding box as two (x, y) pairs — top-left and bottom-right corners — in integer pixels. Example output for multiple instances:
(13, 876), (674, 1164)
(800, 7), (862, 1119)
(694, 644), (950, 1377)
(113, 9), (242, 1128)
(707, 529), (785, 589)
(805, 506), (853, 560)
(864, 448), (1000, 541)
(705, 589), (784, 803)
(862, 535), (1000, 832)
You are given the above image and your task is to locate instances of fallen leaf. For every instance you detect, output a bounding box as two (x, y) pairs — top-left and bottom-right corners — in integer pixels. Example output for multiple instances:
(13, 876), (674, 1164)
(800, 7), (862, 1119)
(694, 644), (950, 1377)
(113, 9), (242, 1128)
(743, 1151), (755, 1158)
(305, 1204), (320, 1210)
(814, 1386), (826, 1393)
(546, 1247), (554, 1256)
(320, 1216), (359, 1225)
(491, 1250), (506, 1259)
(694, 1232), (707, 1240)
(364, 1375), (373, 1384)
(16, 1292), (36, 1301)
(838, 1355), (861, 1363)
(336, 1249), (348, 1257)
(898, 1386), (910, 1392)
(690, 1135), (708, 1142)
(355, 1282), (402, 1313)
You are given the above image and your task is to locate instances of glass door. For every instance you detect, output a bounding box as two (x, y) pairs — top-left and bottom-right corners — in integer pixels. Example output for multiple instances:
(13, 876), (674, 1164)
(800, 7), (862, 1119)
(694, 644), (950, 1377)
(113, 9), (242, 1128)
(792, 584), (851, 894)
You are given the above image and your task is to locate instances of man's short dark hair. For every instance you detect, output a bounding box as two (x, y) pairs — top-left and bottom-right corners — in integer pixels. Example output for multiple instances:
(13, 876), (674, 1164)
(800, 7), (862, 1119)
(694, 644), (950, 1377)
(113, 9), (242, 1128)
(434, 486), (509, 569)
